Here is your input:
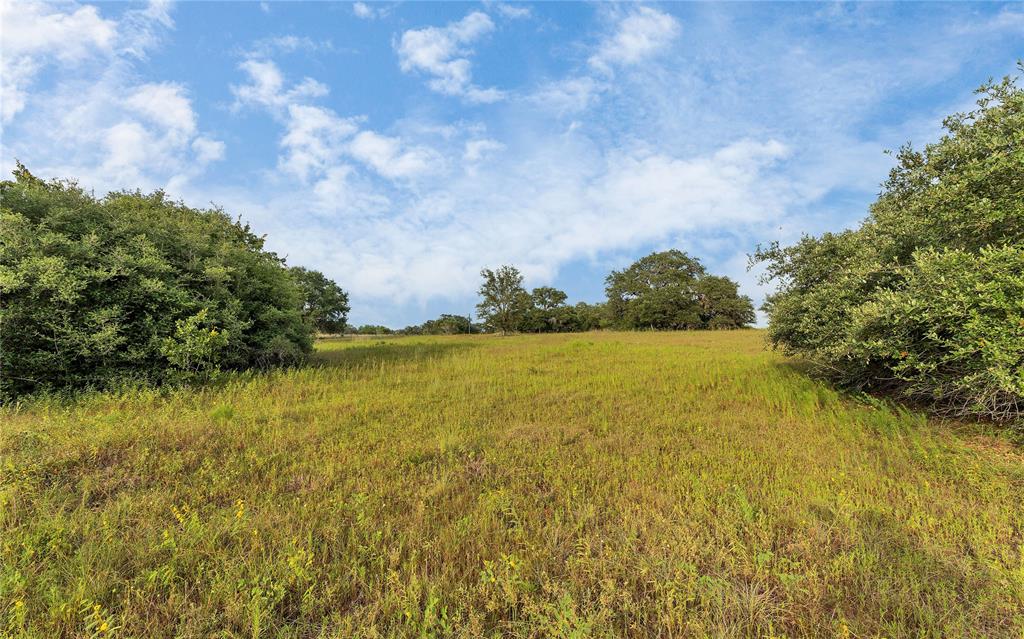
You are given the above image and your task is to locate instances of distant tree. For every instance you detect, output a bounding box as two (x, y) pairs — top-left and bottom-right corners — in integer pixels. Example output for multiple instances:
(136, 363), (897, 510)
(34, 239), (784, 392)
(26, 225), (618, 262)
(605, 250), (706, 329)
(476, 266), (531, 334)
(606, 250), (754, 330)
(525, 286), (570, 332)
(531, 286), (567, 311)
(354, 325), (393, 335)
(694, 276), (756, 329)
(421, 314), (475, 335)
(571, 302), (609, 332)
(288, 266), (350, 334)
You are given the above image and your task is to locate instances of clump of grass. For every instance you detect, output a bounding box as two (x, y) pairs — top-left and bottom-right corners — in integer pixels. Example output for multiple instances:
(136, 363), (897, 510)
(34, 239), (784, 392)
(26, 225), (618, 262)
(209, 404), (235, 423)
(2, 331), (1022, 637)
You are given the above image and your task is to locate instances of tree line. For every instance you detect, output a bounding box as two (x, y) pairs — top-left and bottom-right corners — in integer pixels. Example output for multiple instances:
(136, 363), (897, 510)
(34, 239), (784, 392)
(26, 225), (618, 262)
(473, 253), (754, 335)
(344, 252), (755, 337)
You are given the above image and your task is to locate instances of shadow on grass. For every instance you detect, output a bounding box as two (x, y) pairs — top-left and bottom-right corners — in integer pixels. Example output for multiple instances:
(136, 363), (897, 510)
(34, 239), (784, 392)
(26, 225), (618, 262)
(770, 360), (1020, 442)
(312, 339), (478, 369)
(771, 359), (920, 413)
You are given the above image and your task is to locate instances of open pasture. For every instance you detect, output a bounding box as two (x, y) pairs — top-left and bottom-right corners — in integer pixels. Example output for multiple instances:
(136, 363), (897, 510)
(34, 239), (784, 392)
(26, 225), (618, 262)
(2, 331), (1022, 637)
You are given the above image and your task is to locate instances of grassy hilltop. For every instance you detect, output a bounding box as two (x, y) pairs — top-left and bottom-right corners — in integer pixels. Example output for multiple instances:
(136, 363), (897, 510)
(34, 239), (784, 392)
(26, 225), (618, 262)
(2, 331), (1022, 637)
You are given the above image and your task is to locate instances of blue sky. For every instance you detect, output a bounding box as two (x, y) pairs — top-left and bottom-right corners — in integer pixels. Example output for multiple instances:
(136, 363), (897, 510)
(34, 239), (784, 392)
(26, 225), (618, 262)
(2, 1), (1022, 327)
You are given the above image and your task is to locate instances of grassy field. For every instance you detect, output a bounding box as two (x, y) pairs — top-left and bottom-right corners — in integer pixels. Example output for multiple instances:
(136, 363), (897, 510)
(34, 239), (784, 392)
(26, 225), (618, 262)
(2, 331), (1022, 638)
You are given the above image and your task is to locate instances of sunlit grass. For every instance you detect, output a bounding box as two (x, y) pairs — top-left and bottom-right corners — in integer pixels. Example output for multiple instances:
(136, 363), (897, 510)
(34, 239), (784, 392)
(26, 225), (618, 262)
(2, 331), (1022, 637)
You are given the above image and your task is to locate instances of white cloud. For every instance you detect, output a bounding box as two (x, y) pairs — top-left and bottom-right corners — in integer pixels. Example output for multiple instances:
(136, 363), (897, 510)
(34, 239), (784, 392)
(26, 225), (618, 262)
(124, 82), (197, 137)
(352, 1), (392, 20)
(463, 138), (504, 162)
(589, 7), (680, 71)
(192, 137), (226, 164)
(197, 130), (797, 311)
(353, 2), (374, 19)
(529, 76), (606, 115)
(102, 121), (151, 172)
(117, 0), (174, 58)
(526, 8), (679, 117)
(279, 104), (360, 181)
(494, 4), (531, 20)
(0, 1), (115, 60)
(349, 131), (441, 179)
(312, 165), (391, 216)
(232, 58), (329, 113)
(229, 56), (440, 185)
(0, 1), (222, 192)
(953, 7), (1024, 34)
(396, 11), (505, 103)
(245, 35), (333, 58)
(0, 0), (117, 122)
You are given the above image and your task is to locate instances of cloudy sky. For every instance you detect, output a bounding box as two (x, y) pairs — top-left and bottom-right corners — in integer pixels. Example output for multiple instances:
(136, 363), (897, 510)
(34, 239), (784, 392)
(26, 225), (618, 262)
(2, 1), (1021, 327)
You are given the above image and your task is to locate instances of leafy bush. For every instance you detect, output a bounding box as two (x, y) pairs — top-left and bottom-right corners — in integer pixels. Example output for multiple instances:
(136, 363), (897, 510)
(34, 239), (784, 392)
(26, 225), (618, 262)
(851, 246), (1023, 420)
(0, 166), (313, 399)
(754, 71), (1023, 423)
(160, 309), (230, 384)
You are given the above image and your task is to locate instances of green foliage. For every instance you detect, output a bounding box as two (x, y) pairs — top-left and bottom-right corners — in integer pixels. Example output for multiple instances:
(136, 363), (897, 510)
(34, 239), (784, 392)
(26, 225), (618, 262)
(695, 275), (757, 329)
(754, 70), (1024, 423)
(474, 274), (610, 335)
(417, 314), (478, 335)
(569, 302), (610, 332)
(851, 246), (1024, 421)
(0, 166), (313, 399)
(288, 266), (350, 334)
(476, 265), (531, 334)
(159, 309), (230, 383)
(397, 315), (477, 336)
(472, 255), (753, 335)
(530, 286), (567, 311)
(606, 250), (754, 330)
(352, 324), (395, 335)
(521, 287), (570, 333)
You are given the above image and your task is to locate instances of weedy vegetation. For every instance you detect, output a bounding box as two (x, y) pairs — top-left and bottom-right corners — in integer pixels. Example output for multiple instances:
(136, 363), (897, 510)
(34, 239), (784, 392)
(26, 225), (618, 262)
(2, 331), (1022, 638)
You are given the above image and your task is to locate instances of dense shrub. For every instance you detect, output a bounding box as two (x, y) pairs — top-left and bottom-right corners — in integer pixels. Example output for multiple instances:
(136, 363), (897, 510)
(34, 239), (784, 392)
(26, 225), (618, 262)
(754, 71), (1023, 423)
(0, 166), (313, 399)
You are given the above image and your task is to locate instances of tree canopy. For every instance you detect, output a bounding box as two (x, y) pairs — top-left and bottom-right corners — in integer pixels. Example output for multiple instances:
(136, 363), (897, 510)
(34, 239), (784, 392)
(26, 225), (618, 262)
(289, 266), (350, 334)
(754, 70), (1023, 423)
(606, 250), (754, 330)
(473, 255), (752, 334)
(476, 266), (531, 334)
(401, 314), (479, 335)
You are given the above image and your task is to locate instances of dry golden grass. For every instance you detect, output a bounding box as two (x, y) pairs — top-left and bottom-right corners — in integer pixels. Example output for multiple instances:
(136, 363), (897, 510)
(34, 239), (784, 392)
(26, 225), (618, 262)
(2, 331), (1022, 637)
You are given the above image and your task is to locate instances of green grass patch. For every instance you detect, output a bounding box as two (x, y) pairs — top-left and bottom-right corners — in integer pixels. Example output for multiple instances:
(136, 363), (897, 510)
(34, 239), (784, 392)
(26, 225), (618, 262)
(2, 331), (1021, 637)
